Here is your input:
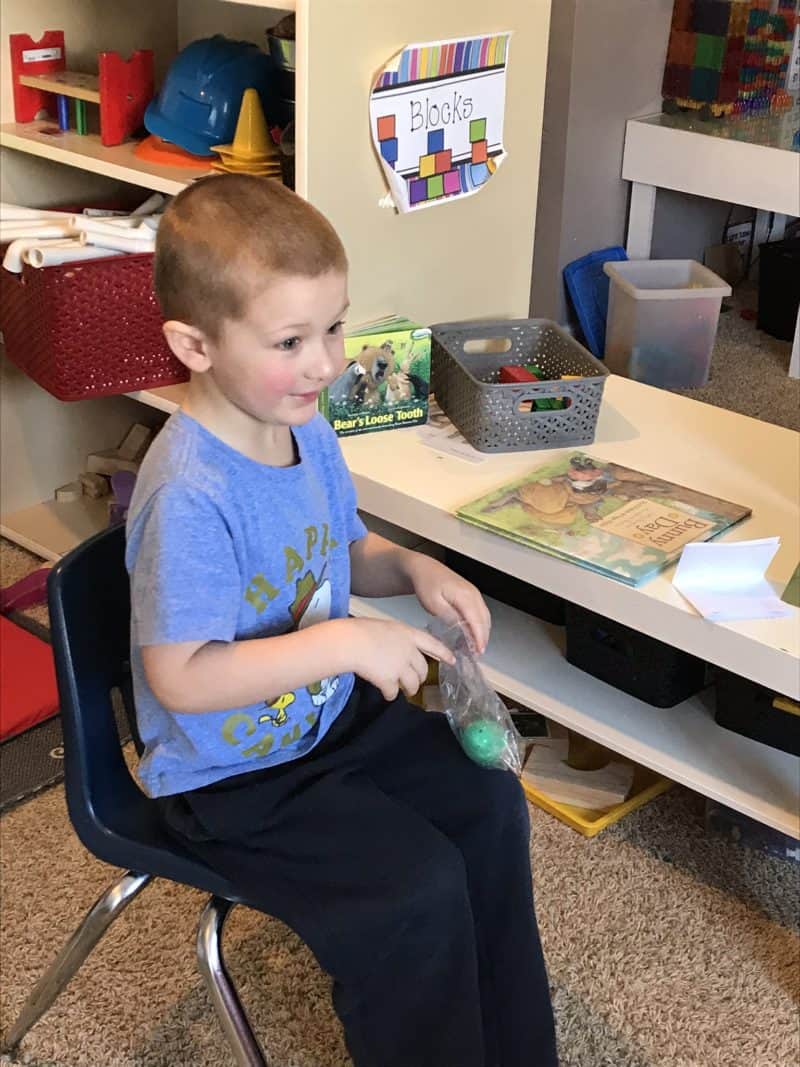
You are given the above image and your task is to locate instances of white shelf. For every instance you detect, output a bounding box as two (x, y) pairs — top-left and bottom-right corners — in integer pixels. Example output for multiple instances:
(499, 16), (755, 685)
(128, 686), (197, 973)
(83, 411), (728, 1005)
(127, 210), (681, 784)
(341, 376), (800, 700)
(349, 591), (800, 839)
(220, 0), (295, 8)
(126, 383), (187, 414)
(0, 124), (213, 196)
(0, 497), (108, 561)
(622, 109), (800, 219)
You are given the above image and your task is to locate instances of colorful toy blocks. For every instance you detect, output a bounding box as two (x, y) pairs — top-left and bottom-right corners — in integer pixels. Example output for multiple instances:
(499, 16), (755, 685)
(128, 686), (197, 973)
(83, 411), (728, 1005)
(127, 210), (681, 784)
(662, 0), (797, 117)
(9, 31), (153, 146)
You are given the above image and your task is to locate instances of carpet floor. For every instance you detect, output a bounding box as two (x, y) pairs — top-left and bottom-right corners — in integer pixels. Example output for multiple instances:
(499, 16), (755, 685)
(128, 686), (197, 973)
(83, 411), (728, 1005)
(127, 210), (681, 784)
(1, 774), (798, 1067)
(670, 282), (799, 431)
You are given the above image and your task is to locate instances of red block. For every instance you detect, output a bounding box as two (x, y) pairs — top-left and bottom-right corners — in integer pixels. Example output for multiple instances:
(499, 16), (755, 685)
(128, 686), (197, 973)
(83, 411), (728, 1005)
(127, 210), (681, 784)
(471, 139), (488, 164)
(98, 50), (154, 147)
(499, 365), (537, 384)
(377, 114), (396, 141)
(434, 149), (452, 174)
(9, 30), (66, 123)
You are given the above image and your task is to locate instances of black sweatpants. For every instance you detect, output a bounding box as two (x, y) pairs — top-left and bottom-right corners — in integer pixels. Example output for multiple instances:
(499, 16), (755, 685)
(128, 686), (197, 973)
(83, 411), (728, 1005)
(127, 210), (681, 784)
(159, 681), (558, 1067)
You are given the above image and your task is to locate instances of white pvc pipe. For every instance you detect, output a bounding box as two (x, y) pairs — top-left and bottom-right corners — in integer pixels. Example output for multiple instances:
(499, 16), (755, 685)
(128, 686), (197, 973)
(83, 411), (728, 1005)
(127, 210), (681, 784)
(0, 221), (75, 242)
(26, 243), (125, 268)
(131, 192), (166, 216)
(70, 215), (143, 236)
(82, 231), (156, 254)
(3, 238), (71, 273)
(0, 203), (72, 222)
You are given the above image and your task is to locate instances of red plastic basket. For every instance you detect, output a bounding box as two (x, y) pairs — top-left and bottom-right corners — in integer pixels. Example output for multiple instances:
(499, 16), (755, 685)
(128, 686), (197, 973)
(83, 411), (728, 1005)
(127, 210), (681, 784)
(0, 244), (188, 401)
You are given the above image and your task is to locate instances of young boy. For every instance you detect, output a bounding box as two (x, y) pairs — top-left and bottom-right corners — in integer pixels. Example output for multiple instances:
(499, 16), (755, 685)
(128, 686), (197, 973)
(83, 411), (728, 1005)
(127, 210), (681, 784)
(126, 173), (557, 1067)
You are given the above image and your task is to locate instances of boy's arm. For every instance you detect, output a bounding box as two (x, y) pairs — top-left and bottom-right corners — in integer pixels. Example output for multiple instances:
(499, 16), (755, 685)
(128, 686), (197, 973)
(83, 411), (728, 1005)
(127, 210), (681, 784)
(143, 615), (454, 713)
(350, 532), (492, 654)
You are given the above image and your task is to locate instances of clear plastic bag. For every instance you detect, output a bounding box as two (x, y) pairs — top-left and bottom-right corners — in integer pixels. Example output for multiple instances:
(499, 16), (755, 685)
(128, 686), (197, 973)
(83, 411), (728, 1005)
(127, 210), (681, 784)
(432, 619), (523, 774)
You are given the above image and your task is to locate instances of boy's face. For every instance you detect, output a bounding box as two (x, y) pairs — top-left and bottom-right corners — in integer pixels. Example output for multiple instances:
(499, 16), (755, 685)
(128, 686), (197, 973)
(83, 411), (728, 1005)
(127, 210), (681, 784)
(205, 269), (349, 427)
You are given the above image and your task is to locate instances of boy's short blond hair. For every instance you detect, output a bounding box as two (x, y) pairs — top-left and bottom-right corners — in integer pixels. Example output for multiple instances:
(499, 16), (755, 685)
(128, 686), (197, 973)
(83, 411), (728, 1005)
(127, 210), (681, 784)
(154, 174), (348, 339)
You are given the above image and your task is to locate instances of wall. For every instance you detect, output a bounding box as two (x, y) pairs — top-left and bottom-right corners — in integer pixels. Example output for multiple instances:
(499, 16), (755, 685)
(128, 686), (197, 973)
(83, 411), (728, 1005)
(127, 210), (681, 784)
(531, 0), (731, 325)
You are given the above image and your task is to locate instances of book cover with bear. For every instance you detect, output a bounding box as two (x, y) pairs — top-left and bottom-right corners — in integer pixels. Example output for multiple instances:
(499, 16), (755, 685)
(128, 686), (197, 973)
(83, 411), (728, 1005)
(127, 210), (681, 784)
(319, 317), (431, 437)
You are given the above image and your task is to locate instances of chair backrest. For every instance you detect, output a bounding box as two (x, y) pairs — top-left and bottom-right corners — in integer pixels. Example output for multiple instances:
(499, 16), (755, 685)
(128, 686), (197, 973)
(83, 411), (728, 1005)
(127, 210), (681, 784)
(48, 526), (239, 897)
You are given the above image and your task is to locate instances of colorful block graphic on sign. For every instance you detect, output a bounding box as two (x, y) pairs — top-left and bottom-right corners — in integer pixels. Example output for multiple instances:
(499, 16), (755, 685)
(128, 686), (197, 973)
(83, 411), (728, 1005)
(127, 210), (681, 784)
(370, 32), (512, 213)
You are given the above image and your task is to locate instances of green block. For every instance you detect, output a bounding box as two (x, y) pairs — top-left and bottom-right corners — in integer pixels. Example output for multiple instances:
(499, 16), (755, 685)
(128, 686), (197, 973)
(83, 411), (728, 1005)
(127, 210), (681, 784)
(695, 33), (725, 71)
(469, 117), (487, 143)
(427, 174), (444, 198)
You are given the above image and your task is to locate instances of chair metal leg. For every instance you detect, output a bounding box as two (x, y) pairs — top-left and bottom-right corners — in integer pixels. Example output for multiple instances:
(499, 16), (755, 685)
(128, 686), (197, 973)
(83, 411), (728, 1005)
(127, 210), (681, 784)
(196, 897), (267, 1067)
(2, 870), (151, 1053)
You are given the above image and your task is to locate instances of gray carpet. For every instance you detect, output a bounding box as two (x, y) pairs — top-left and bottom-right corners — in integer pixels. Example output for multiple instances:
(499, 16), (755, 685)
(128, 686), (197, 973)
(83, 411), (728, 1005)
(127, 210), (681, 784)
(670, 283), (799, 431)
(0, 776), (798, 1067)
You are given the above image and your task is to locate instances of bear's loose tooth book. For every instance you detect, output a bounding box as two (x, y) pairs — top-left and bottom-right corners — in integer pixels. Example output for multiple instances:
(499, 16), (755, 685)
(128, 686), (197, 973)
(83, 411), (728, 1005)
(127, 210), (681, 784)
(457, 452), (751, 586)
(319, 316), (431, 438)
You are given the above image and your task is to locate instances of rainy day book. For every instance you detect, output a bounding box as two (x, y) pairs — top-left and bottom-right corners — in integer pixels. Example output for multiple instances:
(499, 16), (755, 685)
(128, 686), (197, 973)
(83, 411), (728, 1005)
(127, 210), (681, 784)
(456, 452), (751, 586)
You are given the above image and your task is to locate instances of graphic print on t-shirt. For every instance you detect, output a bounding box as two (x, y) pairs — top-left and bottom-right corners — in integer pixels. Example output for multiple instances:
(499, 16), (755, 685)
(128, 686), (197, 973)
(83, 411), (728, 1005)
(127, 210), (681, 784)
(225, 522), (341, 759)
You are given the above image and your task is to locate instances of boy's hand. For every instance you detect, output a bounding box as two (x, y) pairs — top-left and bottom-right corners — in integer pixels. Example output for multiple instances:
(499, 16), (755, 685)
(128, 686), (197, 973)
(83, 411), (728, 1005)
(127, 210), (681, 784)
(350, 619), (455, 703)
(405, 555), (491, 655)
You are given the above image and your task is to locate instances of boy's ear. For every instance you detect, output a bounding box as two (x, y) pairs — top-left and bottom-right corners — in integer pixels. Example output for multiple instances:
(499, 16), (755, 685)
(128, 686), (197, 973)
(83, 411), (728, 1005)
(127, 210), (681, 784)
(162, 320), (212, 373)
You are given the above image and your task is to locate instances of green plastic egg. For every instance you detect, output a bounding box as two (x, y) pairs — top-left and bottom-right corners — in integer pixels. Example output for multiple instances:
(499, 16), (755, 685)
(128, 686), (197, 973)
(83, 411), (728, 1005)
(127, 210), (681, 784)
(460, 720), (507, 767)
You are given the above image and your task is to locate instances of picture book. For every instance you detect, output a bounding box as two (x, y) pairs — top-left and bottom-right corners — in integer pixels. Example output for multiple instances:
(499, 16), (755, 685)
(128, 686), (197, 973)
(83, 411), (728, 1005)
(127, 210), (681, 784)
(318, 316), (431, 438)
(457, 452), (752, 586)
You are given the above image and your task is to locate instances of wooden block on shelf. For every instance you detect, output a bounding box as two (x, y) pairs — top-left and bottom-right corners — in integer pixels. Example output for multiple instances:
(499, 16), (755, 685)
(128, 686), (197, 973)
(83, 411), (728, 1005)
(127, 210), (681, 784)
(117, 422), (153, 461)
(79, 472), (110, 499)
(522, 740), (635, 809)
(86, 449), (139, 476)
(54, 481), (83, 503)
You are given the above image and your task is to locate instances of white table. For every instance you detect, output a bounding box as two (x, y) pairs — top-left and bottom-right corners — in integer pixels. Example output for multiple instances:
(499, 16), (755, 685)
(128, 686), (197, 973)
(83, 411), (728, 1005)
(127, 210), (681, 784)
(342, 376), (800, 837)
(621, 108), (800, 378)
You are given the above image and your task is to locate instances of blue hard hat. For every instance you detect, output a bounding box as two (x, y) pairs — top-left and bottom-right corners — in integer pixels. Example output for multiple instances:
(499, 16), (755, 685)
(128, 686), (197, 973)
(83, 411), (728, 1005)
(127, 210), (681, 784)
(145, 36), (274, 157)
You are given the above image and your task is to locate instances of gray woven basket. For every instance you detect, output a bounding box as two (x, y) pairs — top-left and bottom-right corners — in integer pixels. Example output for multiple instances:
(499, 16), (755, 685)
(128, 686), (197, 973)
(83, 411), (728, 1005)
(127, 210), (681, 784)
(430, 318), (609, 453)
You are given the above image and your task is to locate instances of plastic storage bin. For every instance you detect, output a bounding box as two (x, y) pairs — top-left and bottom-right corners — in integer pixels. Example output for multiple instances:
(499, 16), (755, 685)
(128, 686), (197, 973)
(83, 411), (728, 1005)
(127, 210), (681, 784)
(430, 318), (608, 453)
(0, 246), (187, 401)
(715, 670), (800, 757)
(443, 548), (566, 625)
(603, 259), (731, 389)
(564, 603), (706, 708)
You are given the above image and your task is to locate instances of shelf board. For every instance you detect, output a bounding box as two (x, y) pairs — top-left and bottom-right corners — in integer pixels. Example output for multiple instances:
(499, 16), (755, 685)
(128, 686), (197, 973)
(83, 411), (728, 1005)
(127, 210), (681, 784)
(349, 591), (800, 839)
(1, 497), (108, 562)
(126, 383), (187, 414)
(0, 123), (212, 195)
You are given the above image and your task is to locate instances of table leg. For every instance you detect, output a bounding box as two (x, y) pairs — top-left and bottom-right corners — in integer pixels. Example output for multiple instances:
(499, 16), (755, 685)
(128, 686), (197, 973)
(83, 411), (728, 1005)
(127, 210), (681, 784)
(626, 182), (656, 260)
(790, 305), (799, 380)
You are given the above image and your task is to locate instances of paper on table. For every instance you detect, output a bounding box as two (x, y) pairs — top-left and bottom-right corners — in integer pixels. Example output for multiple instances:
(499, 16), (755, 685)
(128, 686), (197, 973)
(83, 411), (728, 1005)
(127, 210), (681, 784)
(673, 537), (794, 622)
(417, 398), (486, 463)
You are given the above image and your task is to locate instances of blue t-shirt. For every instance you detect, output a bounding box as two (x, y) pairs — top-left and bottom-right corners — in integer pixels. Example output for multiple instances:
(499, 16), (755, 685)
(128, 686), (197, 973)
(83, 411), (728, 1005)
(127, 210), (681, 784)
(125, 411), (367, 798)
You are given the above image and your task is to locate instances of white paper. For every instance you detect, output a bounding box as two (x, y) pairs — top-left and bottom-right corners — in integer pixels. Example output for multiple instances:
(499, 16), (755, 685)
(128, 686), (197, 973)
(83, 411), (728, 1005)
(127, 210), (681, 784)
(673, 537), (793, 622)
(416, 398), (486, 463)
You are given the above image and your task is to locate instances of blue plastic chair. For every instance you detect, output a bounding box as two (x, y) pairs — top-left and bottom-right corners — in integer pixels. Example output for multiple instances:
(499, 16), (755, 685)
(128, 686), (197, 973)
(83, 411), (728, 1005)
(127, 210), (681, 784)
(1, 525), (268, 1066)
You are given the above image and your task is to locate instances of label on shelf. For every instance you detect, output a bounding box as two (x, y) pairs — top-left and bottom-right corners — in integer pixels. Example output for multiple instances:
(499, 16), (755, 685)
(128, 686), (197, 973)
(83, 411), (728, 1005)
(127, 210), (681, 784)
(22, 47), (62, 63)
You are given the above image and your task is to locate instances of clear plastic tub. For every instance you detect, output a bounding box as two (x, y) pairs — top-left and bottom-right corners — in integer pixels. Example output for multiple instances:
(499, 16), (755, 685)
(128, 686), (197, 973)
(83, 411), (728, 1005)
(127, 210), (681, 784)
(603, 260), (731, 389)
